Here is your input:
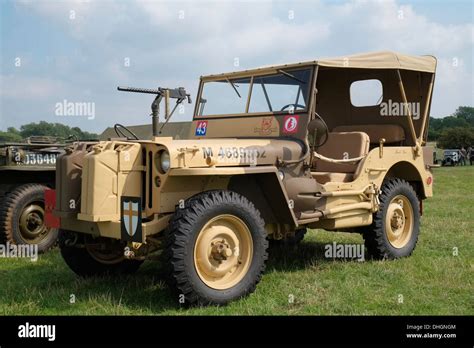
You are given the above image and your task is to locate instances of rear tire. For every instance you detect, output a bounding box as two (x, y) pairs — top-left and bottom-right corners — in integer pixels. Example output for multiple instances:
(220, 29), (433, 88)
(59, 230), (142, 277)
(0, 184), (58, 253)
(163, 190), (268, 305)
(363, 178), (420, 260)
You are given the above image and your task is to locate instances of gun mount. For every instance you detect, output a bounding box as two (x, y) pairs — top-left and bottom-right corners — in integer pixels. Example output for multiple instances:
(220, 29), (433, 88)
(117, 86), (192, 136)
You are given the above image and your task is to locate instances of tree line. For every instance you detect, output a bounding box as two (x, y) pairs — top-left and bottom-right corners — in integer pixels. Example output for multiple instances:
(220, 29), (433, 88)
(0, 121), (98, 143)
(428, 106), (474, 149)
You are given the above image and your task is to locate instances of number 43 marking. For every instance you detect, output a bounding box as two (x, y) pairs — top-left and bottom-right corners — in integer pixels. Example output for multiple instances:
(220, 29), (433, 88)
(195, 121), (208, 136)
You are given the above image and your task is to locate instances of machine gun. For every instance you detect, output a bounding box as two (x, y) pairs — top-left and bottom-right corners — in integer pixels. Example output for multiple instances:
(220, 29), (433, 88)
(117, 86), (192, 137)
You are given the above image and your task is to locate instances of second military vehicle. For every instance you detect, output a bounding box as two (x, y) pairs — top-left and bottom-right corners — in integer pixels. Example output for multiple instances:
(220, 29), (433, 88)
(0, 136), (68, 252)
(50, 51), (437, 305)
(442, 149), (461, 166)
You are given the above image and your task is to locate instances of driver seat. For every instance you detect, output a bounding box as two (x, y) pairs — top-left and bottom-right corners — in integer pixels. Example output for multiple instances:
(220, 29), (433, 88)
(311, 131), (370, 184)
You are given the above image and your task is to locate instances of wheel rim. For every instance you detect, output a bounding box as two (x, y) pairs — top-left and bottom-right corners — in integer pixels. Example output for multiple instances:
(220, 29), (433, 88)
(18, 202), (49, 243)
(194, 214), (253, 290)
(385, 195), (414, 248)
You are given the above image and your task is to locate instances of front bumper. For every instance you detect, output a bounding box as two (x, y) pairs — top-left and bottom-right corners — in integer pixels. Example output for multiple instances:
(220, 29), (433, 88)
(58, 213), (171, 242)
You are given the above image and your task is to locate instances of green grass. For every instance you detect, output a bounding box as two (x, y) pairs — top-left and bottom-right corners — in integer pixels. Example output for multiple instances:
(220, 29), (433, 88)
(0, 166), (472, 315)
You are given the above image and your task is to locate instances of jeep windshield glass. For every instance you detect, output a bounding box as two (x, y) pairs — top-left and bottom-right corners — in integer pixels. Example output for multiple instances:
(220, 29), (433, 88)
(198, 77), (251, 116)
(197, 68), (311, 116)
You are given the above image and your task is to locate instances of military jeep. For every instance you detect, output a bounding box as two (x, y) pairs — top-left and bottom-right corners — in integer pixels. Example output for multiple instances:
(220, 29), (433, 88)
(51, 51), (437, 305)
(441, 149), (461, 166)
(0, 136), (68, 252)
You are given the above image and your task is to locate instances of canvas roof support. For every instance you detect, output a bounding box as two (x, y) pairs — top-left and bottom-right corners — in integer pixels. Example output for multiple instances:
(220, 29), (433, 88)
(419, 73), (435, 145)
(396, 69), (418, 150)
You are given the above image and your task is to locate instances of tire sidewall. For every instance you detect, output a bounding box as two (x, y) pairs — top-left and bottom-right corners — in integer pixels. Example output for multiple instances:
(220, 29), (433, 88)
(10, 185), (58, 252)
(59, 230), (142, 277)
(379, 183), (420, 258)
(183, 199), (267, 304)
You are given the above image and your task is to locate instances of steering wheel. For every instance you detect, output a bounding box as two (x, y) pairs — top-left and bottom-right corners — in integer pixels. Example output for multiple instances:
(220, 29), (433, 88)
(280, 103), (305, 112)
(308, 112), (329, 147)
(114, 123), (139, 140)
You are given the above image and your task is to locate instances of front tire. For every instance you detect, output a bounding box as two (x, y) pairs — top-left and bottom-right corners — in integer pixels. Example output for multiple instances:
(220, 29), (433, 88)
(164, 190), (269, 305)
(0, 184), (58, 253)
(363, 178), (420, 260)
(59, 230), (142, 277)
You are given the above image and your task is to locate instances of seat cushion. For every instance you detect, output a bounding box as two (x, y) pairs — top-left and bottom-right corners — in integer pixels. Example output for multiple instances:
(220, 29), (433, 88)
(332, 124), (405, 144)
(314, 131), (370, 173)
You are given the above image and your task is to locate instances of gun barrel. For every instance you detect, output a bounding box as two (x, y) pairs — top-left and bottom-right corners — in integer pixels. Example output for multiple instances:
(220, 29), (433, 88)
(117, 86), (162, 95)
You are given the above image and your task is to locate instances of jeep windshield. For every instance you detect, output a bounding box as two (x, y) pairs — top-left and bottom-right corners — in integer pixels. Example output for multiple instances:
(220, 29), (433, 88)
(196, 68), (312, 117)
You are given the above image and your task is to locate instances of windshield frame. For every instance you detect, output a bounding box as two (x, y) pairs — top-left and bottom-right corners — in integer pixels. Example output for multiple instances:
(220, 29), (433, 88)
(194, 66), (314, 119)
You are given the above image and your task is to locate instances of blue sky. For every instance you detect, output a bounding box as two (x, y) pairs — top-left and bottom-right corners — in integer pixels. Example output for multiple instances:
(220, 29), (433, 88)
(1, 0), (473, 133)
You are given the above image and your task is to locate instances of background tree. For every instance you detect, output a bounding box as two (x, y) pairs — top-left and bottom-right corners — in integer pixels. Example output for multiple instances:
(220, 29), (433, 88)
(437, 127), (474, 149)
(453, 106), (474, 124)
(0, 121), (98, 142)
(0, 127), (23, 142)
(428, 106), (474, 144)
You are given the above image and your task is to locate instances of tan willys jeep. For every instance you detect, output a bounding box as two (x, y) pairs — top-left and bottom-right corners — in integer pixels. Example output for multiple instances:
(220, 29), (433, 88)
(50, 51), (437, 305)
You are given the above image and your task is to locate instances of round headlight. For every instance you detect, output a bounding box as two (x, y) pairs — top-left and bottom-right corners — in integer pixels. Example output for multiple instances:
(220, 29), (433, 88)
(155, 150), (170, 173)
(278, 170), (285, 181)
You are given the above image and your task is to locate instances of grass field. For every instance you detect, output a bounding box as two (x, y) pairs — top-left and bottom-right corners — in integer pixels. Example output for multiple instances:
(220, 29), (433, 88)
(0, 166), (472, 315)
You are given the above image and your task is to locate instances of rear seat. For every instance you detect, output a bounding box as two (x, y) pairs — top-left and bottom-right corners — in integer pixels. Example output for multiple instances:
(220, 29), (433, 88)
(312, 131), (370, 184)
(332, 124), (405, 145)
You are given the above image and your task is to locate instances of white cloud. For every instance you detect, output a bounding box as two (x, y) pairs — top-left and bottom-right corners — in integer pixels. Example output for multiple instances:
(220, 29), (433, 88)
(0, 75), (66, 99)
(16, 0), (97, 39)
(4, 0), (473, 132)
(361, 1), (473, 53)
(431, 57), (472, 116)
